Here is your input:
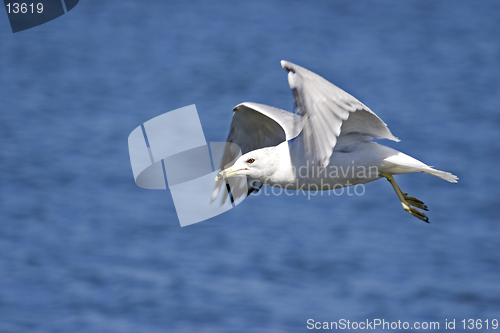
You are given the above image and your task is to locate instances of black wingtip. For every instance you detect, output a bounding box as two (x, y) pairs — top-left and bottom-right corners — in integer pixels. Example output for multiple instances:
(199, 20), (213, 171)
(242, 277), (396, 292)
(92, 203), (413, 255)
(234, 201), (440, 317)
(281, 60), (295, 73)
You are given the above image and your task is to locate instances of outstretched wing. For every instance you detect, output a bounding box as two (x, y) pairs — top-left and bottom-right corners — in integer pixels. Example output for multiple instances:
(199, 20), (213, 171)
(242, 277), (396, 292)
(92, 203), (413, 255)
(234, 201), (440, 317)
(211, 102), (302, 203)
(281, 60), (399, 169)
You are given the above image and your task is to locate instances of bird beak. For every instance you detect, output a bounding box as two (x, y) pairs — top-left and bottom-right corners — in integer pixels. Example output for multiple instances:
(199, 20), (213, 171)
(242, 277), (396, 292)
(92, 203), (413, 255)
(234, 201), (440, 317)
(215, 166), (245, 181)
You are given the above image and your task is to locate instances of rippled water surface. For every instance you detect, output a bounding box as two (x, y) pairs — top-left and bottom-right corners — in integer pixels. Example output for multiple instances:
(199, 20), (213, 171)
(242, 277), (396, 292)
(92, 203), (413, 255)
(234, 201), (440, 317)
(0, 1), (499, 332)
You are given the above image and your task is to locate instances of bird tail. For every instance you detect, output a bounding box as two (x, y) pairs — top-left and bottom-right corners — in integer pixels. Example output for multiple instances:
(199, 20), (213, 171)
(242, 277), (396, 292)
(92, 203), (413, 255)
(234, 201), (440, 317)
(381, 149), (458, 183)
(421, 167), (458, 183)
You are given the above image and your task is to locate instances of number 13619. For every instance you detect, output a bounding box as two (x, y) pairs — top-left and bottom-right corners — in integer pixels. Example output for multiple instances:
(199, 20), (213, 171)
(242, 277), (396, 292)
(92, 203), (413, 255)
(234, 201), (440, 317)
(462, 319), (498, 330)
(6, 3), (44, 14)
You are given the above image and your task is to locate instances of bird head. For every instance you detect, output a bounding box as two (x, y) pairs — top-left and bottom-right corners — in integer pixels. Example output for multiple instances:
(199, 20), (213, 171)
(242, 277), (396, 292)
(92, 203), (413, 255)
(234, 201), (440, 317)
(215, 147), (277, 183)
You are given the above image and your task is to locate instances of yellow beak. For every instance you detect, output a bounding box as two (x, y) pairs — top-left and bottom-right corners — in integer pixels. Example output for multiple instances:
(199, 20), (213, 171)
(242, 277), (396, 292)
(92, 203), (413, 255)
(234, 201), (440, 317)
(215, 166), (244, 181)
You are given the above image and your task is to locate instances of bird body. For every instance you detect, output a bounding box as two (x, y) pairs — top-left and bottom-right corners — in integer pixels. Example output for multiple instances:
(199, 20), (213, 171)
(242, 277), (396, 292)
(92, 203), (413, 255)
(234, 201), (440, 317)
(225, 140), (455, 191)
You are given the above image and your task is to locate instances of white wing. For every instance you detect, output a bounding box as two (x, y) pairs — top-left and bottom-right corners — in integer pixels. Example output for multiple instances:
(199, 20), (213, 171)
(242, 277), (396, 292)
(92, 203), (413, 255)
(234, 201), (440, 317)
(212, 102), (302, 203)
(281, 60), (399, 169)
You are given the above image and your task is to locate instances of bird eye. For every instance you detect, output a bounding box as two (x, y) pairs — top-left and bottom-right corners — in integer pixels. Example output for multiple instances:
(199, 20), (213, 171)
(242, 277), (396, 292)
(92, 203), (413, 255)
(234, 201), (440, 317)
(246, 158), (255, 164)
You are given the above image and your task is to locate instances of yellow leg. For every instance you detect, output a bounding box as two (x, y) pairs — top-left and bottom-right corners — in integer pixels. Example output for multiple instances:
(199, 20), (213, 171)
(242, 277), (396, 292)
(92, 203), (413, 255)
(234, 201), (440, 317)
(380, 172), (429, 223)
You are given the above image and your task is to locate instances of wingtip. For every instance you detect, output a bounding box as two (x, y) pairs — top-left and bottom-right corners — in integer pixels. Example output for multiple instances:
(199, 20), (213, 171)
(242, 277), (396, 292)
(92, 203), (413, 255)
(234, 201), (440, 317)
(281, 60), (294, 73)
(234, 102), (255, 111)
(385, 131), (400, 142)
(233, 103), (244, 111)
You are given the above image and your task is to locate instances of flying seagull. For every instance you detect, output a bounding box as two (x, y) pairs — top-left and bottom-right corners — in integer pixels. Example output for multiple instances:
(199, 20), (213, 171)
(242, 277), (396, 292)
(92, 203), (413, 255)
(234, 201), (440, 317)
(213, 60), (457, 222)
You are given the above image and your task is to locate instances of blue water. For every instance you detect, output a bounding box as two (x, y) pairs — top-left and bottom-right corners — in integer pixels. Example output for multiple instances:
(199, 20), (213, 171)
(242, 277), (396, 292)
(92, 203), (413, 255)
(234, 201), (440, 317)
(0, 1), (499, 332)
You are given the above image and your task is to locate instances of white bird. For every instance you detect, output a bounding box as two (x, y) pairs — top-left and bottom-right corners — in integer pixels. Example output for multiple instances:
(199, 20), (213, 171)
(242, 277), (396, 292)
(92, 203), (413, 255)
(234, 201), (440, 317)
(213, 60), (457, 222)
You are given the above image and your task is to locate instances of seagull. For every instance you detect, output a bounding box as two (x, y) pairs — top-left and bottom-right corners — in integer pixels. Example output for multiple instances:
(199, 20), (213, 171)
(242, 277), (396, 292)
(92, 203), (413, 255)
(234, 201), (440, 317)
(213, 60), (457, 222)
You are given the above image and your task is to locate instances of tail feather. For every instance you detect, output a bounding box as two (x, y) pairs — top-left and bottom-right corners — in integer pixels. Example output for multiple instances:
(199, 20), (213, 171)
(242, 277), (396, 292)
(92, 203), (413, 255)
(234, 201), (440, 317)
(381, 150), (458, 183)
(422, 167), (458, 183)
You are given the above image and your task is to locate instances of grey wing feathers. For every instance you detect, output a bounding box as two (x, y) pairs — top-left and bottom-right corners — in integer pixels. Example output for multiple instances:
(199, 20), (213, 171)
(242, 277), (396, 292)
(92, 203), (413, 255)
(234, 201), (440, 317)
(212, 102), (301, 203)
(281, 60), (399, 169)
(232, 102), (302, 143)
(221, 102), (301, 169)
